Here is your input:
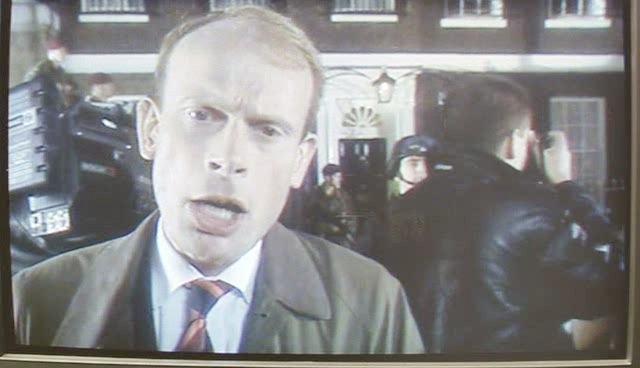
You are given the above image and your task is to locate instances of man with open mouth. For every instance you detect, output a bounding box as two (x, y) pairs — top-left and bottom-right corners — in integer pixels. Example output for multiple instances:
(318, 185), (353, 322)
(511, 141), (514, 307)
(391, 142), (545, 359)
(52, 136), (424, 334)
(13, 5), (424, 355)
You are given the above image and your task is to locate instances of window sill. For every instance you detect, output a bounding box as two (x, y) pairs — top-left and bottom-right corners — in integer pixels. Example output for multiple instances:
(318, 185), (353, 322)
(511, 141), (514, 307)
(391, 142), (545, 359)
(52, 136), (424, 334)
(330, 13), (398, 23)
(544, 17), (611, 29)
(78, 13), (149, 23)
(440, 16), (507, 28)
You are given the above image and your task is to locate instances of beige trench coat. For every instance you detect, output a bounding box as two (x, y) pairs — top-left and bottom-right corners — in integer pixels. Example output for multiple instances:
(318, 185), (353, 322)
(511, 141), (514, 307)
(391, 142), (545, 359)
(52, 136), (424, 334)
(13, 212), (424, 354)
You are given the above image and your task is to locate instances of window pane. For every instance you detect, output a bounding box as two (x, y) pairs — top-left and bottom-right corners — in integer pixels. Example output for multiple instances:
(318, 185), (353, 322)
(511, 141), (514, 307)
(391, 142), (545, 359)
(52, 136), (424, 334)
(463, 0), (477, 15)
(550, 97), (607, 205)
(334, 0), (351, 11)
(490, 0), (503, 16)
(587, 0), (606, 16)
(80, 0), (146, 13)
(333, 0), (395, 12)
(445, 0), (461, 17)
(479, 0), (491, 15)
(445, 0), (502, 17)
(550, 0), (563, 16)
(566, 0), (580, 15)
(211, 0), (267, 10)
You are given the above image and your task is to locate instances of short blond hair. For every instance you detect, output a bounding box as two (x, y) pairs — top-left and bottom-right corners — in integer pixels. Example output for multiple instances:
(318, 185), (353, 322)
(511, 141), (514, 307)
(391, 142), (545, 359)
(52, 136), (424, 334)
(154, 6), (323, 133)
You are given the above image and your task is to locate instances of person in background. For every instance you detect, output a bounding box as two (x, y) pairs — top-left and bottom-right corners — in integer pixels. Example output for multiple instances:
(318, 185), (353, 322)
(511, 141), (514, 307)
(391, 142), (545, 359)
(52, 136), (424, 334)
(24, 37), (80, 108)
(387, 135), (440, 200)
(388, 75), (624, 353)
(308, 164), (357, 249)
(376, 135), (441, 269)
(86, 72), (116, 103)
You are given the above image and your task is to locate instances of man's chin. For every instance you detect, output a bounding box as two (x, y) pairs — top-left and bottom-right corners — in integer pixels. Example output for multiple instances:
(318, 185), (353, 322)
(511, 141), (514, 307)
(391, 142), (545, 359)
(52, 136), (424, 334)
(177, 245), (234, 274)
(180, 234), (254, 271)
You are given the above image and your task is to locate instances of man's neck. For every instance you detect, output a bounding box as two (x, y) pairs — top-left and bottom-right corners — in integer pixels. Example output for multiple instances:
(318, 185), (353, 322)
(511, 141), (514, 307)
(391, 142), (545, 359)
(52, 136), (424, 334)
(154, 217), (262, 297)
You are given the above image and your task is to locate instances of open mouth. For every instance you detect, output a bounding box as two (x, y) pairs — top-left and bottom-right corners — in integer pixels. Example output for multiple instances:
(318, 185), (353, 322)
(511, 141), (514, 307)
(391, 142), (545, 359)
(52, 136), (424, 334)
(187, 197), (247, 236)
(197, 197), (247, 216)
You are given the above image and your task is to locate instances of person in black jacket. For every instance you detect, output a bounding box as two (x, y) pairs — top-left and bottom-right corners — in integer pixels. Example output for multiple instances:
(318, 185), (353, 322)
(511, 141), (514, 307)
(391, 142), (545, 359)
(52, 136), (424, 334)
(388, 75), (625, 353)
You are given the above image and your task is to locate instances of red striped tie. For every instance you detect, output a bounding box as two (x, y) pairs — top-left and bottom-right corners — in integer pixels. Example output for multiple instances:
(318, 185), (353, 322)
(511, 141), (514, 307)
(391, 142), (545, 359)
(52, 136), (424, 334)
(175, 279), (232, 352)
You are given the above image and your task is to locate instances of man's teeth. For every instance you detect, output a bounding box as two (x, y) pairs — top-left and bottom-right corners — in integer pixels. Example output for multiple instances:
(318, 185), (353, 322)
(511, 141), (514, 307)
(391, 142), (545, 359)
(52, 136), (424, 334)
(203, 204), (236, 220)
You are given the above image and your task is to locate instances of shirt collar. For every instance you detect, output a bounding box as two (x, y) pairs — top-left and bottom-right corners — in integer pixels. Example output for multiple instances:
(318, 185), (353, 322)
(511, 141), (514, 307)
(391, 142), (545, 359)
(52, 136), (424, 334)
(154, 217), (262, 304)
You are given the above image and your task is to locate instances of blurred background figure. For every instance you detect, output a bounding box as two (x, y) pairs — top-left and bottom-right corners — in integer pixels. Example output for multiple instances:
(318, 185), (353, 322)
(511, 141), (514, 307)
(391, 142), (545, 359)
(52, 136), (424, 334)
(24, 37), (69, 83)
(86, 72), (116, 103)
(387, 75), (624, 353)
(24, 37), (80, 108)
(387, 135), (440, 200)
(376, 134), (440, 271)
(307, 164), (357, 249)
(58, 77), (81, 108)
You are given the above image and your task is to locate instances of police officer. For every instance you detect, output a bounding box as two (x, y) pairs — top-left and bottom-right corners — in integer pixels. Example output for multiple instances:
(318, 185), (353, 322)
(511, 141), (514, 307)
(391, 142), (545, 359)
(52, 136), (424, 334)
(387, 135), (440, 200)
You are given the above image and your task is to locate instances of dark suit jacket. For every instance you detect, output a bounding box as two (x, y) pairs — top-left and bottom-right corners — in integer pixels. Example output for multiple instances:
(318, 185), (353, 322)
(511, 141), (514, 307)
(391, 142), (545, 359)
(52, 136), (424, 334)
(13, 212), (424, 354)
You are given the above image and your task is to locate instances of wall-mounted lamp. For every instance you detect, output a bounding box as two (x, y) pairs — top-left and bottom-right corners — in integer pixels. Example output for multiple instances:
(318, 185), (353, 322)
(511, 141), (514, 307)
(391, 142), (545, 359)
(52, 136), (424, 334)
(372, 68), (396, 103)
(325, 66), (423, 104)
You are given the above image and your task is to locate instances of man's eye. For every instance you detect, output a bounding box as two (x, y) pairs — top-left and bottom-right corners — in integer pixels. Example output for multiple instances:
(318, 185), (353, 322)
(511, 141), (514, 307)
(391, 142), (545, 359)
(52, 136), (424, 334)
(260, 125), (281, 137)
(185, 108), (224, 123)
(186, 109), (209, 121)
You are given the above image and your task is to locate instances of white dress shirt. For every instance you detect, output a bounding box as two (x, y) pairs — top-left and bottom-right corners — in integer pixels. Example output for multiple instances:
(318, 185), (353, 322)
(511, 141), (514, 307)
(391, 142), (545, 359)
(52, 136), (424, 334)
(150, 218), (262, 353)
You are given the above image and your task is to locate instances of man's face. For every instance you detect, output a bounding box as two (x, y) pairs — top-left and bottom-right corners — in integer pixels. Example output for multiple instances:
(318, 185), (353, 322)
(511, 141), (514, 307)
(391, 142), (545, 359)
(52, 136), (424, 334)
(328, 172), (342, 188)
(398, 155), (428, 185)
(91, 82), (116, 101)
(138, 21), (316, 274)
(47, 47), (67, 65)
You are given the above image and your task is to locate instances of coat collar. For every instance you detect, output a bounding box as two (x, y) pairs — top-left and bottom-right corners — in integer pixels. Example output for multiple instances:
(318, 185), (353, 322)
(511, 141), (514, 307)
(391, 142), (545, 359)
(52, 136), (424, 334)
(52, 213), (331, 349)
(437, 144), (531, 185)
(52, 212), (159, 349)
(239, 223), (331, 353)
(258, 222), (331, 320)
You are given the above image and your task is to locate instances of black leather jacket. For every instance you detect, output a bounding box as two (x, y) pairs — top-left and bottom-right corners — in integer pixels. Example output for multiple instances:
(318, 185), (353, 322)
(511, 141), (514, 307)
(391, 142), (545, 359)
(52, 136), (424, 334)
(385, 148), (624, 353)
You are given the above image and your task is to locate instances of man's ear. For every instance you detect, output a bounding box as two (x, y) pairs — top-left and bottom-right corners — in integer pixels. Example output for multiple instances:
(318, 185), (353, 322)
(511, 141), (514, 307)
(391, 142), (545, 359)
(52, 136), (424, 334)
(503, 131), (516, 160)
(504, 129), (527, 160)
(136, 97), (161, 160)
(290, 133), (318, 189)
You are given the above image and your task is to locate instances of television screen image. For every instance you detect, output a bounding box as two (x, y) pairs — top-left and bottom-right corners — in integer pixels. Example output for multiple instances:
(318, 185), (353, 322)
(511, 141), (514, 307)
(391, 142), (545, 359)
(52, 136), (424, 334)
(1, 0), (638, 367)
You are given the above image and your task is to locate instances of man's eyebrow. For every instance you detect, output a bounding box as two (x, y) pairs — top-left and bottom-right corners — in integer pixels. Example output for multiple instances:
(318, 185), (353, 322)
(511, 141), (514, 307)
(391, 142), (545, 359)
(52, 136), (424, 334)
(246, 116), (295, 135)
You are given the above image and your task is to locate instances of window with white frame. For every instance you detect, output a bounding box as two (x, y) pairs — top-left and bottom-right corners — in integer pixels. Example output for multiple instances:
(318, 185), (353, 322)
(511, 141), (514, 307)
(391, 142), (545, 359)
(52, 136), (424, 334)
(550, 97), (607, 205)
(549, 0), (606, 17)
(210, 0), (269, 11)
(333, 0), (396, 13)
(79, 0), (148, 22)
(444, 0), (503, 17)
(441, 0), (507, 28)
(545, 0), (611, 28)
(80, 0), (146, 13)
(331, 0), (398, 22)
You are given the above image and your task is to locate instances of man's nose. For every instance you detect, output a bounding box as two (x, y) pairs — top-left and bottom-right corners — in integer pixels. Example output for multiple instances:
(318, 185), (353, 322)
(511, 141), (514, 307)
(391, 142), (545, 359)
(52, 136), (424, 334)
(206, 120), (248, 177)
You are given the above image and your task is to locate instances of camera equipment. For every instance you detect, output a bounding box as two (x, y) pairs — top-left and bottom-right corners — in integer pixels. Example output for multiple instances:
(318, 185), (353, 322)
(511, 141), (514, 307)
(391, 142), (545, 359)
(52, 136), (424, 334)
(9, 77), (155, 273)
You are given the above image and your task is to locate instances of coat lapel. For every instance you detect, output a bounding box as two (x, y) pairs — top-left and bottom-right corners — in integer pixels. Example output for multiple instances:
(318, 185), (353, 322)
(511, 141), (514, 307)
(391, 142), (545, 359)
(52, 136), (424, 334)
(51, 212), (159, 349)
(239, 224), (331, 353)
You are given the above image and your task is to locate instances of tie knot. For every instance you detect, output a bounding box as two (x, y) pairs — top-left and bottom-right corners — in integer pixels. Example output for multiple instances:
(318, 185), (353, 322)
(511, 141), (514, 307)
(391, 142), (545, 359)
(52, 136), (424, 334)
(184, 279), (232, 316)
(188, 278), (233, 298)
